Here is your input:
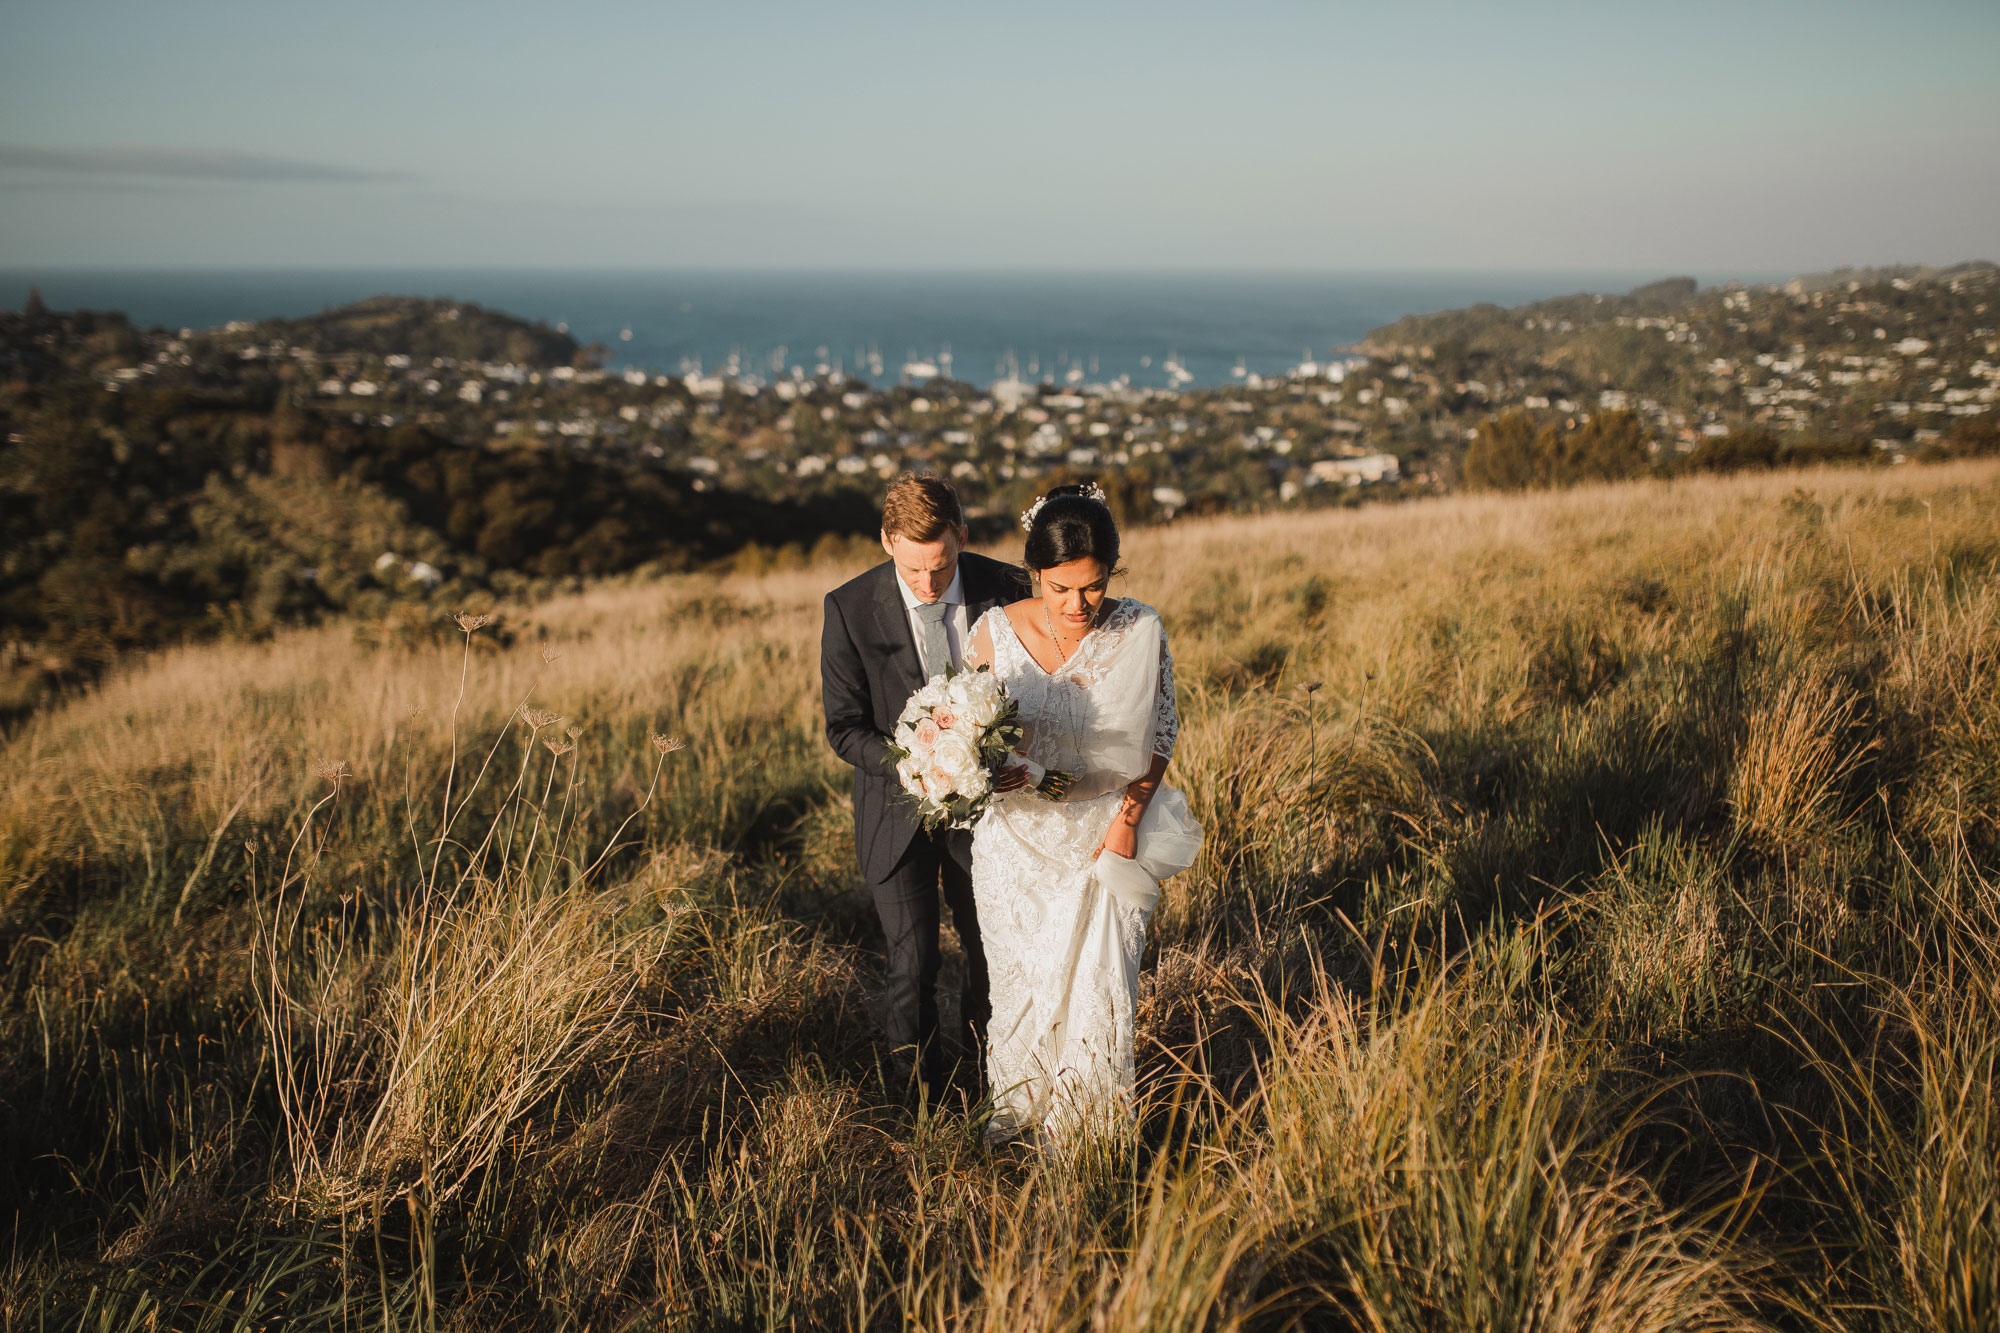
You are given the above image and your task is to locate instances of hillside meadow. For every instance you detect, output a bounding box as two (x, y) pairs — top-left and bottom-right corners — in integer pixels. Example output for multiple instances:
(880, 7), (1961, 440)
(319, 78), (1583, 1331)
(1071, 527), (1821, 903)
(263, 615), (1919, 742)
(3, 461), (1998, 1330)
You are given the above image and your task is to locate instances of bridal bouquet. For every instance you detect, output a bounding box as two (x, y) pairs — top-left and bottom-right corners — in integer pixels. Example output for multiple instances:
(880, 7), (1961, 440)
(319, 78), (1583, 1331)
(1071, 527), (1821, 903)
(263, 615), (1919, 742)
(890, 666), (1071, 831)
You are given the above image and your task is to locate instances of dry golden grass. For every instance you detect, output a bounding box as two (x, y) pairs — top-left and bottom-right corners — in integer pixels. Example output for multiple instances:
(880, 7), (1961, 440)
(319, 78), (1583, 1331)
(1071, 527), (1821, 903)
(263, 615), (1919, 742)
(1729, 668), (1872, 849)
(5, 459), (2000, 1330)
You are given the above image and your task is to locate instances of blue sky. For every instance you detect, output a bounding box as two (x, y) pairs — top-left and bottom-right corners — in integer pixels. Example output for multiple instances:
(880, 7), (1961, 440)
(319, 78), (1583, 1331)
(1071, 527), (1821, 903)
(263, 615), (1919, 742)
(1, 0), (1995, 269)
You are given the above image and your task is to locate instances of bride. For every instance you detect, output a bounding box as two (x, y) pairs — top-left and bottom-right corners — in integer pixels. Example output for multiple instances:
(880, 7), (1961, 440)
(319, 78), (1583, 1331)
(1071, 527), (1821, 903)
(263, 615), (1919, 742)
(962, 484), (1202, 1140)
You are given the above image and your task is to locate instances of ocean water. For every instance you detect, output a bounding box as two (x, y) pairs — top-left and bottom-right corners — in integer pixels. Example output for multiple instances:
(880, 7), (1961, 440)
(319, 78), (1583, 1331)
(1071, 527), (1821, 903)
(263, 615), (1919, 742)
(0, 268), (1765, 390)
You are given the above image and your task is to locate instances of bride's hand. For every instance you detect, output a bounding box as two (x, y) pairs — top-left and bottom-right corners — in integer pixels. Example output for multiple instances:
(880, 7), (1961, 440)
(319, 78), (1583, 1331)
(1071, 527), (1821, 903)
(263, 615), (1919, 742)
(992, 762), (1033, 793)
(1098, 821), (1137, 860)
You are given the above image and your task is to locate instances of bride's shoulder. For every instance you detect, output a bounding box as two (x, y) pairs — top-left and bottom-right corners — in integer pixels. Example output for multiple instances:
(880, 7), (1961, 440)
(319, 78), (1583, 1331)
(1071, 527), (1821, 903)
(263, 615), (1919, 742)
(1113, 599), (1173, 647)
(972, 600), (1026, 640)
(1113, 598), (1163, 627)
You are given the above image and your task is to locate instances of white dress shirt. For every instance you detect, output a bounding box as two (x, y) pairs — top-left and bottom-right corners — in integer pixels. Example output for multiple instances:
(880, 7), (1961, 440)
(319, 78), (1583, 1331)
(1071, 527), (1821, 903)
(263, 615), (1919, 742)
(895, 565), (967, 677)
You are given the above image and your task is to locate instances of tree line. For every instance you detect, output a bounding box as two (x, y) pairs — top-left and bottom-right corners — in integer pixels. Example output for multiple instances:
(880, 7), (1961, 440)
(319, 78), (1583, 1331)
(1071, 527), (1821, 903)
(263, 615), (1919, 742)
(1462, 408), (1999, 492)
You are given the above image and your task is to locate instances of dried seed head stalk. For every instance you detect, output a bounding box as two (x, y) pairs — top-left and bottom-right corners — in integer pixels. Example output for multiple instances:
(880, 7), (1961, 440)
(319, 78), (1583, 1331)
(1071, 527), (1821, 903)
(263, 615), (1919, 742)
(312, 759), (354, 786)
(651, 733), (686, 755)
(565, 724), (585, 741)
(455, 612), (495, 633)
(540, 644), (563, 665)
(1301, 680), (1325, 695)
(519, 707), (565, 731)
(543, 737), (576, 757)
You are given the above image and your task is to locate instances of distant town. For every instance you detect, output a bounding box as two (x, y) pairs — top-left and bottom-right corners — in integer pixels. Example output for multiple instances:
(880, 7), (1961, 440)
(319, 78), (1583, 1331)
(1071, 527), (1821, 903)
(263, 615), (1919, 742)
(123, 262), (2000, 526)
(3, 262), (1995, 710)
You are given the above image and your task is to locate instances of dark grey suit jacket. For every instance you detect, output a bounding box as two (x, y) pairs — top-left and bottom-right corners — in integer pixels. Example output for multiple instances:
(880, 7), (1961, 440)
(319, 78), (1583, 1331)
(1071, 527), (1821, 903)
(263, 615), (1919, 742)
(821, 552), (1030, 884)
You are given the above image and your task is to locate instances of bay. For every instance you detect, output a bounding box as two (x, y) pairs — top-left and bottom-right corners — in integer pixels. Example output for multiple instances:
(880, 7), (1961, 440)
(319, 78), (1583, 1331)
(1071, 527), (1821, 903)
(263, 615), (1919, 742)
(0, 267), (1779, 389)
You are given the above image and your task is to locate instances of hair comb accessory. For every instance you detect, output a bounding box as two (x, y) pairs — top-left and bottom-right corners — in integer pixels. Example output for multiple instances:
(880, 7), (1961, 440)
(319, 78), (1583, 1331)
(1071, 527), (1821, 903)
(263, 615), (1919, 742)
(1017, 482), (1109, 532)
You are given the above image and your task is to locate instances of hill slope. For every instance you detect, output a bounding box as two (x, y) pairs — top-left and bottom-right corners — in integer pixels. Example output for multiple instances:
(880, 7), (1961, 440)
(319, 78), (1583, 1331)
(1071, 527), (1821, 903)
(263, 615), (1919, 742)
(5, 462), (1998, 1327)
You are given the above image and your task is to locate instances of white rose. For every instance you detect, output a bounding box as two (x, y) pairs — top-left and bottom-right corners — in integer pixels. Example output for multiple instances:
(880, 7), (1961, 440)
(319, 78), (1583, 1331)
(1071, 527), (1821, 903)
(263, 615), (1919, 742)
(896, 757), (923, 793)
(914, 681), (947, 709)
(922, 767), (953, 802)
(954, 764), (991, 801)
(932, 733), (979, 781)
(962, 691), (1002, 728)
(945, 675), (975, 707)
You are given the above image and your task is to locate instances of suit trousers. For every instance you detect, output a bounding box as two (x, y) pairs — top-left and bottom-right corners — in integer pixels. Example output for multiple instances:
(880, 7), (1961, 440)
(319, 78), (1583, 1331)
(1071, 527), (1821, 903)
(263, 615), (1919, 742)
(870, 825), (989, 1089)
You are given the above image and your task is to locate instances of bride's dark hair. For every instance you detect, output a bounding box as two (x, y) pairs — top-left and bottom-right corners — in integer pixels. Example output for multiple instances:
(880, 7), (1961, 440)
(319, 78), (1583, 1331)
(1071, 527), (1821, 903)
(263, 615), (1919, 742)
(1023, 483), (1122, 575)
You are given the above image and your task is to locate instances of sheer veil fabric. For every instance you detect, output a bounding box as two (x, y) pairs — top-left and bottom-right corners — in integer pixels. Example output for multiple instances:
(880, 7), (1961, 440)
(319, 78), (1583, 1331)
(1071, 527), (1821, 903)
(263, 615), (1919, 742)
(970, 598), (1202, 1139)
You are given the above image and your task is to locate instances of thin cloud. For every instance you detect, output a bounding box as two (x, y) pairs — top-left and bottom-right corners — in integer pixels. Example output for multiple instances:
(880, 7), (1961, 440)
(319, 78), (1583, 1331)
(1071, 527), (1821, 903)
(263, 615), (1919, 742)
(0, 144), (415, 184)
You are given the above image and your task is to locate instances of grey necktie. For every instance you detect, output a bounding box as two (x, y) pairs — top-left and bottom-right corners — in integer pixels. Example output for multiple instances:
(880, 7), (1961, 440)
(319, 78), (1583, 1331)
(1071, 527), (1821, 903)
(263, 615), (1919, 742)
(915, 600), (952, 678)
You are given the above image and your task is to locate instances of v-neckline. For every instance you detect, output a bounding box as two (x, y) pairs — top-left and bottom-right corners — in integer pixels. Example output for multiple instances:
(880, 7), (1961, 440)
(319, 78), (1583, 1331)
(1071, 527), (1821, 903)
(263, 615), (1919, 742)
(1000, 599), (1121, 679)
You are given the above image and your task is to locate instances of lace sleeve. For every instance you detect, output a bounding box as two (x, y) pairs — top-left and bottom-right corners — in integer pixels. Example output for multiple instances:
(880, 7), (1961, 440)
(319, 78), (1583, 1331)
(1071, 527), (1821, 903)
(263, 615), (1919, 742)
(964, 608), (998, 672)
(1152, 621), (1179, 761)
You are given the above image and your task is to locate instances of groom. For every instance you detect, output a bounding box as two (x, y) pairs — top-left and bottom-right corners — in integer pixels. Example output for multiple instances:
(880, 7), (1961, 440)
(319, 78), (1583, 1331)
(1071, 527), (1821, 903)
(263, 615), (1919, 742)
(821, 474), (1029, 1101)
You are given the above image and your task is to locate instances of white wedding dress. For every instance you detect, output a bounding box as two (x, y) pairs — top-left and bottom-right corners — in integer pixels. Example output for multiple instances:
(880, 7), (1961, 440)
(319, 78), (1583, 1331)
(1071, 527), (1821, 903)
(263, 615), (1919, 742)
(968, 599), (1203, 1140)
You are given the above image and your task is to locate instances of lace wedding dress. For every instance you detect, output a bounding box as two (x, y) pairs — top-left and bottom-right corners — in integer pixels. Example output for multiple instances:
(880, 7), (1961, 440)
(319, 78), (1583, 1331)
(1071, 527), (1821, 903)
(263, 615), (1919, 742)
(968, 599), (1203, 1140)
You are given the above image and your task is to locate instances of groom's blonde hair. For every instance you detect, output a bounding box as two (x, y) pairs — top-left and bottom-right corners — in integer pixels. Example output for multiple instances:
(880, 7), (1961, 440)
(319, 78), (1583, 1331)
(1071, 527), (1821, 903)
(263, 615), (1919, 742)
(881, 474), (965, 543)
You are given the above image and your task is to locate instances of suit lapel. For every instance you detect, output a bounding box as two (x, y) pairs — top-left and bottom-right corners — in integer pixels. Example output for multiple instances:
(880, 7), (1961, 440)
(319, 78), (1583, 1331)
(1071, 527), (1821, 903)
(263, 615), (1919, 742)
(871, 564), (926, 695)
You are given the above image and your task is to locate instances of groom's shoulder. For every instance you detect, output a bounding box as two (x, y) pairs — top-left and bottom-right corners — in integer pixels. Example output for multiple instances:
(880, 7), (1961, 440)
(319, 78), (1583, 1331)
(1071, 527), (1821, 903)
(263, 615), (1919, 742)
(961, 550), (1029, 593)
(959, 550), (1012, 575)
(826, 559), (892, 610)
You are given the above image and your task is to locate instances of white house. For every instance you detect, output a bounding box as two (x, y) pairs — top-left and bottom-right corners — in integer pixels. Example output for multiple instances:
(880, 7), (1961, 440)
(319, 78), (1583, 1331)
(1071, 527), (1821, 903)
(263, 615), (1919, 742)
(1311, 454), (1401, 486)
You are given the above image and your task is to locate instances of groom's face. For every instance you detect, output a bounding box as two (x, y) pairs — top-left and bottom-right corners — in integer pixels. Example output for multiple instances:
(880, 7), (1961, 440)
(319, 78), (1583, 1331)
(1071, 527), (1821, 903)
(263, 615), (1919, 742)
(881, 526), (967, 604)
